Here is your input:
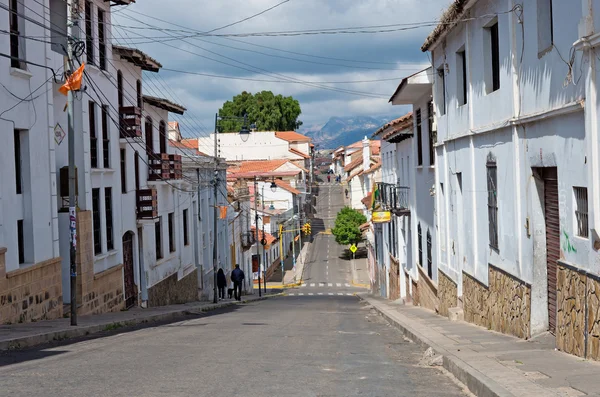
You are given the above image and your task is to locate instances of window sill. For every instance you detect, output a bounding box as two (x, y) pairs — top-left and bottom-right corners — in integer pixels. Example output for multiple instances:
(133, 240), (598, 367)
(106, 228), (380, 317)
(95, 249), (118, 261)
(415, 166), (424, 170)
(91, 168), (116, 174)
(153, 254), (177, 268)
(10, 67), (32, 79)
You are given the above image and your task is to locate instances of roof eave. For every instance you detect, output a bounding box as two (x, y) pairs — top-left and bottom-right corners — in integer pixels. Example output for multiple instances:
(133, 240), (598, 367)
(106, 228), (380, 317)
(390, 68), (434, 105)
(143, 95), (187, 115)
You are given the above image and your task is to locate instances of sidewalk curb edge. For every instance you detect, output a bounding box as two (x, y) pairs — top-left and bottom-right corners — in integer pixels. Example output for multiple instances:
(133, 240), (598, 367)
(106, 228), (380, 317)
(0, 294), (281, 351)
(357, 293), (515, 397)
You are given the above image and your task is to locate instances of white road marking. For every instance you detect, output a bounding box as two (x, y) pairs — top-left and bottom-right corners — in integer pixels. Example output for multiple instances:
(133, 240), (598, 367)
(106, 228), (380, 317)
(308, 293), (314, 296)
(319, 282), (326, 287)
(338, 292), (343, 296)
(328, 283), (333, 287)
(318, 293), (323, 295)
(328, 293), (334, 296)
(336, 283), (341, 287)
(289, 293), (295, 296)
(298, 293), (304, 296)
(345, 283), (350, 287)
(301, 284), (306, 287)
(310, 283), (315, 287)
(346, 293), (353, 296)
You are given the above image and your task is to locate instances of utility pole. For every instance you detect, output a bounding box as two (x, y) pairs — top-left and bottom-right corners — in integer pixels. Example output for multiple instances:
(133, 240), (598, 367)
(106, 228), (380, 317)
(212, 114), (219, 304)
(67, 0), (78, 326)
(261, 184), (267, 294)
(254, 177), (262, 297)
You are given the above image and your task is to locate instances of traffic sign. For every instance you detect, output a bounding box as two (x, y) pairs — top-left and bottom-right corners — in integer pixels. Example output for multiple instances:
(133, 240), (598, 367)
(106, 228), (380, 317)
(349, 244), (357, 253)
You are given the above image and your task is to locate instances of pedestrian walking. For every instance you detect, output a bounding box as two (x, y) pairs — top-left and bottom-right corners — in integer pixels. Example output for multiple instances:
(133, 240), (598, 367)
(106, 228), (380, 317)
(217, 268), (227, 300)
(327, 175), (331, 183)
(345, 188), (349, 198)
(231, 264), (245, 301)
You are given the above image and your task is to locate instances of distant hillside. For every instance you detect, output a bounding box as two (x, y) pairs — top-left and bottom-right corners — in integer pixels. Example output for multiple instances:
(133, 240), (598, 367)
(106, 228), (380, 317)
(301, 115), (396, 149)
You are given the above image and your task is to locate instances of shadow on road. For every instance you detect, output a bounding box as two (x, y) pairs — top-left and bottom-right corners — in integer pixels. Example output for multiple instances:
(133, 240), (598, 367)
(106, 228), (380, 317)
(0, 304), (246, 367)
(339, 246), (367, 261)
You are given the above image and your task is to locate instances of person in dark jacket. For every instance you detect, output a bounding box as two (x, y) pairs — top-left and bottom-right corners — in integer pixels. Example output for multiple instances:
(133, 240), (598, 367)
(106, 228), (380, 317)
(231, 264), (245, 301)
(217, 268), (227, 300)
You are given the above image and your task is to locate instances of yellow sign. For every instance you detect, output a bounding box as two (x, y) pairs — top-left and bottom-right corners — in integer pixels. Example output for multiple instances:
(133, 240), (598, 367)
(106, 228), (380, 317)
(372, 211), (391, 223)
(349, 244), (357, 253)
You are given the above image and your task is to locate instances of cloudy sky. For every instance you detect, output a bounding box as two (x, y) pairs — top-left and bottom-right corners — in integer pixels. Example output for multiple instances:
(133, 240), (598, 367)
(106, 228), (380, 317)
(113, 0), (451, 143)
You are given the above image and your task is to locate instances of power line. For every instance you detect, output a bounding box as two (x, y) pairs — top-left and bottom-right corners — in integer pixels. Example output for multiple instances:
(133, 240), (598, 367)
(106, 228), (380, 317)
(203, 0), (291, 34)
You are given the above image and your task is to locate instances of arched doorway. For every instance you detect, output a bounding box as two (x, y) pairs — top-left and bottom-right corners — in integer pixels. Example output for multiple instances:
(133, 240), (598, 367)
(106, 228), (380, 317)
(123, 231), (137, 309)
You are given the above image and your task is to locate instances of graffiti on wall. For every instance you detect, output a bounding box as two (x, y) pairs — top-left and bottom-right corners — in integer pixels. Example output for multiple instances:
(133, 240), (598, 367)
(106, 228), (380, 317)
(562, 230), (577, 254)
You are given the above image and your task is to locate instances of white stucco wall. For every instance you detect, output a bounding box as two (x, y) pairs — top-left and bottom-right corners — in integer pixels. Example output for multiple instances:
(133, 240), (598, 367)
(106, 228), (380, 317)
(198, 132), (305, 161)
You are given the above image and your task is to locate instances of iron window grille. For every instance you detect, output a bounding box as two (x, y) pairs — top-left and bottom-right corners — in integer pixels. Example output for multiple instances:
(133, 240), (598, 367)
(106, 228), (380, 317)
(105, 188), (113, 251)
(92, 188), (101, 255)
(487, 153), (499, 250)
(418, 223), (423, 267)
(574, 187), (589, 238)
(416, 109), (423, 166)
(427, 229), (432, 278)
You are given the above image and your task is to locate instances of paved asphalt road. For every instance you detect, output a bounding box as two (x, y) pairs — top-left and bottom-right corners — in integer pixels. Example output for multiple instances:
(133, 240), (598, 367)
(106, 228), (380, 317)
(0, 183), (468, 397)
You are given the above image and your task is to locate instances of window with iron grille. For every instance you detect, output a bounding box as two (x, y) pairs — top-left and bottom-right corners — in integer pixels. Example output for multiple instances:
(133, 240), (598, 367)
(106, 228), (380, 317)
(427, 229), (432, 278)
(85, 1), (94, 66)
(105, 188), (113, 251)
(487, 153), (499, 250)
(155, 217), (163, 260)
(98, 9), (106, 70)
(438, 67), (446, 115)
(416, 109), (423, 166)
(183, 209), (189, 246)
(17, 219), (24, 264)
(117, 71), (123, 108)
(159, 121), (167, 154)
(145, 117), (153, 155)
(137, 80), (143, 109)
(574, 187), (588, 238)
(134, 151), (140, 190)
(9, 0), (24, 69)
(168, 212), (175, 252)
(418, 223), (423, 266)
(14, 129), (22, 194)
(92, 188), (101, 255)
(428, 100), (436, 166)
(102, 105), (109, 168)
(120, 149), (126, 193)
(89, 102), (98, 168)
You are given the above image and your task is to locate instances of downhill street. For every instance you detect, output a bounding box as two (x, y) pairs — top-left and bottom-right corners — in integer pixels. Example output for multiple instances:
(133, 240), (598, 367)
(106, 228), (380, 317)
(0, 183), (468, 397)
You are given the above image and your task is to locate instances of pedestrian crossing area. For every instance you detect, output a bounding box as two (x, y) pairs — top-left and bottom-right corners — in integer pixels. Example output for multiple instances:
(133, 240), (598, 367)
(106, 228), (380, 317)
(287, 292), (355, 296)
(300, 283), (353, 288)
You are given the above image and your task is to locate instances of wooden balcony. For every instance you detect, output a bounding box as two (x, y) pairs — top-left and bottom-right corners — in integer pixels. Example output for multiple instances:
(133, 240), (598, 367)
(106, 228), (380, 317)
(119, 106), (142, 138)
(136, 188), (158, 219)
(377, 183), (410, 216)
(148, 153), (183, 181)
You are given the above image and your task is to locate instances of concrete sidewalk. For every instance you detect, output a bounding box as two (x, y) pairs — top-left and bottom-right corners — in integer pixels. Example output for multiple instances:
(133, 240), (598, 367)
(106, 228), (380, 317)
(359, 293), (600, 397)
(351, 256), (369, 287)
(0, 294), (279, 351)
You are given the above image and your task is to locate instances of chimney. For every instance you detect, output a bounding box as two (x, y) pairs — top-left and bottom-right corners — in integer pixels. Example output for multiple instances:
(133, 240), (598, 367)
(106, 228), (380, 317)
(362, 136), (370, 173)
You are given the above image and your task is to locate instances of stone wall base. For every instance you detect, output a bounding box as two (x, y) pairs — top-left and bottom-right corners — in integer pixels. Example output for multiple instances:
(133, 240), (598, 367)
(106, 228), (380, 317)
(556, 261), (600, 361)
(463, 265), (531, 339)
(417, 265), (438, 313)
(0, 248), (63, 324)
(148, 269), (198, 307)
(76, 210), (124, 316)
(438, 269), (458, 318)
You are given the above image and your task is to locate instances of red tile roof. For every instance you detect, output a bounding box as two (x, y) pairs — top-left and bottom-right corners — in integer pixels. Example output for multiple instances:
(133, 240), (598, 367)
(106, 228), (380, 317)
(251, 226), (277, 246)
(229, 159), (289, 174)
(289, 147), (310, 159)
(275, 131), (311, 142)
(361, 193), (372, 207)
(344, 157), (363, 172)
(169, 139), (207, 156)
(363, 159), (381, 174)
(274, 179), (300, 195)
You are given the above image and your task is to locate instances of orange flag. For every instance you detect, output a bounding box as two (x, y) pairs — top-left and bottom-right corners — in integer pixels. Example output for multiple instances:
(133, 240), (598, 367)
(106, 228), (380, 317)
(59, 63), (86, 96)
(219, 206), (228, 219)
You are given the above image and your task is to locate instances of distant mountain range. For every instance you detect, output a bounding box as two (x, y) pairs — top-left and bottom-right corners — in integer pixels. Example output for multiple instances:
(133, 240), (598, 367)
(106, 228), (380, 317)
(300, 115), (397, 149)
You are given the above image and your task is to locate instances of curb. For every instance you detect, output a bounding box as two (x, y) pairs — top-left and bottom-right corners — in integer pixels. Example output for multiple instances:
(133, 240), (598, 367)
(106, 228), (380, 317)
(0, 294), (282, 351)
(357, 293), (515, 397)
(351, 281), (370, 288)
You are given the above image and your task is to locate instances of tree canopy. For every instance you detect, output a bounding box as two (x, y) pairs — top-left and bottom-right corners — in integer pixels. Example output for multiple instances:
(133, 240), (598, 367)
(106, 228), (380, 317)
(217, 91), (303, 132)
(331, 207), (367, 246)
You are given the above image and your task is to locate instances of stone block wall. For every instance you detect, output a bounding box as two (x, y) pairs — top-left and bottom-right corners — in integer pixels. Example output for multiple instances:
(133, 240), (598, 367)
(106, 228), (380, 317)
(76, 211), (124, 316)
(0, 247), (63, 324)
(463, 265), (531, 339)
(417, 265), (438, 313)
(438, 270), (458, 318)
(148, 269), (198, 307)
(555, 261), (600, 361)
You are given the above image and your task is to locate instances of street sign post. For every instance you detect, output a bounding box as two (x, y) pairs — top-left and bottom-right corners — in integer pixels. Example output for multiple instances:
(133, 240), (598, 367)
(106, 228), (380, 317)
(350, 244), (357, 259)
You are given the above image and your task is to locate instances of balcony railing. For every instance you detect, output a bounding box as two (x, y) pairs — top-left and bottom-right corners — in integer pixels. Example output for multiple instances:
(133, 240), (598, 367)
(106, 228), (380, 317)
(376, 183), (410, 215)
(241, 231), (256, 249)
(119, 106), (142, 138)
(148, 153), (183, 181)
(136, 188), (158, 219)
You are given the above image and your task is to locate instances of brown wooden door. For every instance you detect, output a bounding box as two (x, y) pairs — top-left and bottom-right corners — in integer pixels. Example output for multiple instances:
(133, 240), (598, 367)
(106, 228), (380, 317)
(123, 232), (136, 309)
(389, 256), (400, 301)
(542, 168), (559, 333)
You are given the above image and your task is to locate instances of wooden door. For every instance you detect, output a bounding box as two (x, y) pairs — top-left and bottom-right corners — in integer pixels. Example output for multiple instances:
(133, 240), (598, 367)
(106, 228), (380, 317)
(123, 232), (136, 309)
(389, 256), (400, 300)
(542, 168), (559, 333)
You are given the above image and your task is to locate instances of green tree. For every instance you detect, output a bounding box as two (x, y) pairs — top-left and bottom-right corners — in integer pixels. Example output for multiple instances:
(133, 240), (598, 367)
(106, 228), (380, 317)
(331, 207), (367, 246)
(218, 91), (303, 132)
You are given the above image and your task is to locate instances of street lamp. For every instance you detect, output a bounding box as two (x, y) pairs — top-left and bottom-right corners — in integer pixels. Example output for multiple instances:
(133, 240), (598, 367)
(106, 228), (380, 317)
(270, 180), (277, 193)
(212, 113), (252, 303)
